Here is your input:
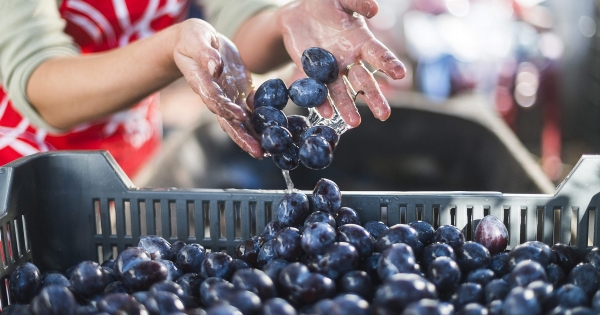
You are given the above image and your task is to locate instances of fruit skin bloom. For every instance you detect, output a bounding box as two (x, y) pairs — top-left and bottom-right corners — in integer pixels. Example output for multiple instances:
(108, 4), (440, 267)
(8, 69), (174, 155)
(474, 215), (509, 255)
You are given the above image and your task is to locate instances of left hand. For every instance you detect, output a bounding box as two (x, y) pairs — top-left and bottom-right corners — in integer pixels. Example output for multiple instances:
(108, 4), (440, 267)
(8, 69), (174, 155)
(276, 0), (406, 128)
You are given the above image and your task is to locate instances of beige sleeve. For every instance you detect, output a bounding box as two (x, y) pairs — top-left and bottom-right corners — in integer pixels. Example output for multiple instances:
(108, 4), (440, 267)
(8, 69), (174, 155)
(0, 0), (79, 133)
(200, 0), (282, 40)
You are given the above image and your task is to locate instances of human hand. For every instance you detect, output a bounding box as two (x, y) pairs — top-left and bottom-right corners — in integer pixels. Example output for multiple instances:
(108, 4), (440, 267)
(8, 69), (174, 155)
(277, 0), (406, 128)
(173, 19), (263, 158)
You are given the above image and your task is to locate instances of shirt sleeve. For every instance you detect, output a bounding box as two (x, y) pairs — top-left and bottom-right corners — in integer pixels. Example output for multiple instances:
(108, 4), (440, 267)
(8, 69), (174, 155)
(200, 0), (282, 40)
(0, 0), (79, 133)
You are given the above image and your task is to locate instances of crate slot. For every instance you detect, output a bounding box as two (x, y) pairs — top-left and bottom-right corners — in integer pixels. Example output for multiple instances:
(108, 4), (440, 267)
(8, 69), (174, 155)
(536, 207), (544, 242)
(249, 202), (257, 238)
(94, 199), (102, 235)
(589, 208), (596, 247)
(234, 202), (242, 240)
(400, 205), (407, 224)
(569, 207), (576, 246)
(3, 278), (9, 307)
(0, 228), (5, 269)
(5, 224), (13, 263)
(109, 200), (116, 236)
(466, 206), (473, 241)
(520, 207), (527, 244)
(187, 201), (195, 239)
(12, 220), (20, 259)
(21, 215), (28, 253)
(97, 245), (104, 263)
(139, 200), (147, 236)
(380, 206), (388, 225)
(450, 206), (457, 226)
(483, 206), (490, 217)
(265, 202), (272, 223)
(432, 206), (440, 229)
(124, 201), (132, 237)
(169, 201), (177, 239)
(112, 246), (118, 260)
(416, 205), (423, 221)
(219, 202), (226, 240)
(154, 201), (162, 236)
(203, 201), (211, 239)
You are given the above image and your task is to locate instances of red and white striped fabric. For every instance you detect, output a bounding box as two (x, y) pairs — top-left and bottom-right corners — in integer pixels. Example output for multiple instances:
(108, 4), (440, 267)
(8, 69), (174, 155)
(0, 0), (190, 176)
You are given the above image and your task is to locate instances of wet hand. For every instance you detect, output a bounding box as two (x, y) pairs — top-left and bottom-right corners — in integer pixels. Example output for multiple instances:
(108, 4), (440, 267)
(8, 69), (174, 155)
(277, 0), (406, 128)
(173, 19), (263, 158)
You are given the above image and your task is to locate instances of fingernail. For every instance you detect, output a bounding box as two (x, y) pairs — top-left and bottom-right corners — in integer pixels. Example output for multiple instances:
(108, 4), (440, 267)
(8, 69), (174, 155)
(208, 59), (217, 77)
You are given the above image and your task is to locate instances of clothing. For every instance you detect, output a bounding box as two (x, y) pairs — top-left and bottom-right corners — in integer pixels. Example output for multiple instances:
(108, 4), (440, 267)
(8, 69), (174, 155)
(0, 0), (279, 176)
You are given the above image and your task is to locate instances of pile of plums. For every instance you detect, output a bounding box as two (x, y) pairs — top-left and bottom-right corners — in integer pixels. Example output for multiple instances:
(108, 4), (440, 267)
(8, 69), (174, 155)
(6, 179), (600, 315)
(252, 47), (342, 171)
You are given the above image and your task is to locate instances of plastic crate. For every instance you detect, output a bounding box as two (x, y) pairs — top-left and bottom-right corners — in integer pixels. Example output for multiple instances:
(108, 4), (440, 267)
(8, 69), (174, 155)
(0, 151), (599, 308)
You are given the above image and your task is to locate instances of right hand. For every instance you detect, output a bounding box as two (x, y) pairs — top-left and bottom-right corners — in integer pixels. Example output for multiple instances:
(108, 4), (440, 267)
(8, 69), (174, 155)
(173, 19), (263, 159)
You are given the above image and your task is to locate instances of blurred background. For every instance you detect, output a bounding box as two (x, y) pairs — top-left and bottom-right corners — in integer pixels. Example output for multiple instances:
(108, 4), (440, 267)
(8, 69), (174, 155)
(145, 0), (600, 193)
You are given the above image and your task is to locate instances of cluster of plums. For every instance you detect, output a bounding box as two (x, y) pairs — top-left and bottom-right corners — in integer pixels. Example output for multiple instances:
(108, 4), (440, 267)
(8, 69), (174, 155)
(6, 178), (600, 315)
(252, 47), (341, 170)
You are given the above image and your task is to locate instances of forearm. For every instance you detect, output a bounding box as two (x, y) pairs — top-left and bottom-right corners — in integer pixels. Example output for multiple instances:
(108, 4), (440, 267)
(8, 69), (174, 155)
(27, 24), (182, 130)
(233, 9), (290, 74)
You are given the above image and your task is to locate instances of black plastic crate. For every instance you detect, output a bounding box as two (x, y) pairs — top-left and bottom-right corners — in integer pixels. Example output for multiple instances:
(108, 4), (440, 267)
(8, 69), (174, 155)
(0, 150), (599, 308)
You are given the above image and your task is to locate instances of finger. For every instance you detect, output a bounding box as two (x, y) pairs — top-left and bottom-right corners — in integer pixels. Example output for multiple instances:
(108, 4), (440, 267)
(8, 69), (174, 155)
(179, 20), (224, 78)
(338, 0), (379, 18)
(330, 77), (361, 127)
(217, 116), (264, 159)
(315, 97), (335, 120)
(174, 52), (248, 122)
(348, 63), (390, 121)
(246, 90), (256, 111)
(361, 38), (406, 80)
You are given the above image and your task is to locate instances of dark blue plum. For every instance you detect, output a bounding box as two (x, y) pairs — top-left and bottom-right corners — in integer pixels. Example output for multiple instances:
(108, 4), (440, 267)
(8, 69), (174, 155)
(152, 291), (186, 314)
(421, 243), (456, 270)
(408, 221), (435, 246)
(301, 47), (339, 84)
(359, 252), (381, 284)
(508, 260), (547, 288)
(304, 211), (336, 228)
(234, 236), (263, 267)
(104, 281), (130, 294)
(302, 222), (336, 255)
(484, 279), (510, 303)
(261, 297), (296, 315)
(433, 225), (465, 251)
(231, 268), (276, 301)
(552, 243), (581, 273)
(252, 106), (288, 135)
(262, 221), (285, 242)
(363, 221), (389, 240)
(261, 125), (293, 154)
(378, 243), (420, 280)
(555, 283), (589, 308)
(426, 257), (461, 294)
(176, 243), (206, 274)
(278, 262), (311, 295)
(262, 259), (289, 284)
(473, 215), (508, 255)
(121, 260), (168, 291)
(138, 235), (173, 261)
(272, 227), (303, 261)
(170, 240), (186, 260)
(336, 224), (374, 258)
(220, 289), (261, 315)
(373, 273), (437, 313)
(299, 136), (333, 170)
(292, 272), (336, 306)
(402, 299), (454, 315)
(157, 259), (183, 282)
(289, 78), (328, 108)
(488, 252), (510, 277)
(175, 273), (203, 300)
(450, 283), (484, 310)
(502, 287), (541, 315)
(507, 242), (553, 270)
(465, 268), (495, 286)
(339, 270), (373, 299)
(585, 247), (600, 272)
(41, 272), (70, 288)
(327, 294), (370, 315)
(456, 303), (487, 315)
(333, 206), (361, 227)
(527, 280), (557, 312)
(567, 263), (600, 297)
(254, 78), (289, 110)
(287, 115), (310, 144)
(456, 241), (491, 273)
(201, 252), (233, 279)
(206, 304), (242, 315)
(312, 178), (342, 213)
(115, 247), (151, 277)
(230, 259), (251, 275)
(96, 293), (143, 315)
(69, 261), (109, 298)
(273, 144), (300, 170)
(199, 277), (235, 307)
(257, 239), (277, 268)
(375, 223), (419, 253)
(277, 192), (310, 227)
(317, 242), (360, 279)
(30, 284), (77, 315)
(301, 126), (340, 151)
